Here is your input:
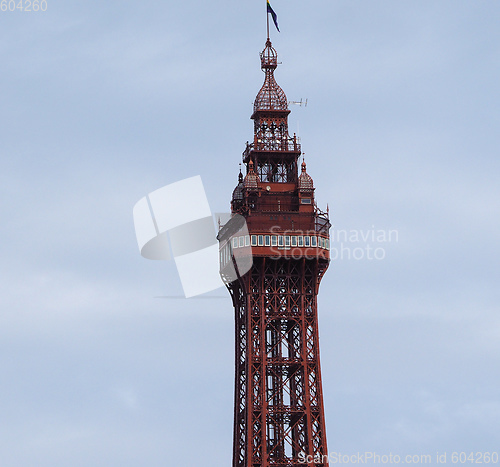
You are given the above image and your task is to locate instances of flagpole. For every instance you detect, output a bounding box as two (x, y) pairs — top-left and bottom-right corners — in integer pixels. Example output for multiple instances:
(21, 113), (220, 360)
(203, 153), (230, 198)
(266, 0), (270, 40)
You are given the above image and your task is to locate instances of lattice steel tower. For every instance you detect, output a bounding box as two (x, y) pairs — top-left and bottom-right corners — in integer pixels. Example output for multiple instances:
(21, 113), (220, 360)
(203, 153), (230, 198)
(219, 38), (331, 467)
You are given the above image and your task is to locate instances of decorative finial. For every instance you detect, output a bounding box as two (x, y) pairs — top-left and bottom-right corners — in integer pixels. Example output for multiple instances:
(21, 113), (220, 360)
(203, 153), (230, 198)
(244, 159), (260, 190)
(298, 157), (314, 192)
(254, 41), (288, 113)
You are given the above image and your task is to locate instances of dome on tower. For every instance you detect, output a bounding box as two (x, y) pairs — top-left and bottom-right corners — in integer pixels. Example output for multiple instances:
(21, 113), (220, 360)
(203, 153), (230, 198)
(253, 40), (288, 113)
(298, 160), (314, 192)
(232, 170), (244, 202)
(244, 160), (260, 190)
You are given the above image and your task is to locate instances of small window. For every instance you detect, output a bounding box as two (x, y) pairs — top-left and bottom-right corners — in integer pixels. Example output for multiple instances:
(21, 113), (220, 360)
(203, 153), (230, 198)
(326, 238), (330, 250)
(304, 236), (310, 247)
(291, 236), (297, 247)
(271, 236), (277, 247)
(278, 236), (284, 247)
(232, 238), (238, 249)
(265, 235), (270, 246)
(285, 236), (290, 247)
(311, 236), (317, 247)
(301, 198), (312, 204)
(251, 235), (257, 246)
(245, 235), (250, 247)
(239, 236), (244, 248)
(258, 235), (264, 246)
(298, 236), (303, 247)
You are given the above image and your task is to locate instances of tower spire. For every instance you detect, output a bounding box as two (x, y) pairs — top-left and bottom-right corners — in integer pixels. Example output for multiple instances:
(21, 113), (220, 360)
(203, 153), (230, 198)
(253, 39), (288, 114)
(240, 39), (299, 185)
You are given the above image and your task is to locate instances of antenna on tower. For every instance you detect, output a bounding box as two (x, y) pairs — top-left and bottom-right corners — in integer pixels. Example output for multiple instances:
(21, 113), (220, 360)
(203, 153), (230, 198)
(288, 98), (308, 107)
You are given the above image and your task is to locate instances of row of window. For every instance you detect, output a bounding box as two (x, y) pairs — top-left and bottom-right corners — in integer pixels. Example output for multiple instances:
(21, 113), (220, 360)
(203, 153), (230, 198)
(220, 243), (233, 268)
(229, 235), (330, 250)
(220, 233), (330, 268)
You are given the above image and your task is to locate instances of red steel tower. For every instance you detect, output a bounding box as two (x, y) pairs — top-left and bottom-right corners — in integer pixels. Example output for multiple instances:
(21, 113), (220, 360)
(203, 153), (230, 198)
(219, 38), (330, 467)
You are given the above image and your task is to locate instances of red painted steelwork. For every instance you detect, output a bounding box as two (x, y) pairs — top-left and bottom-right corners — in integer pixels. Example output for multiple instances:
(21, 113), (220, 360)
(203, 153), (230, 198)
(219, 39), (330, 467)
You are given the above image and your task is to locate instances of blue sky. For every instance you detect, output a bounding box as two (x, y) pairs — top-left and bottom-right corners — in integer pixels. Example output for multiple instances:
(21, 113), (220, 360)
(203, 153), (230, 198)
(1, 1), (499, 465)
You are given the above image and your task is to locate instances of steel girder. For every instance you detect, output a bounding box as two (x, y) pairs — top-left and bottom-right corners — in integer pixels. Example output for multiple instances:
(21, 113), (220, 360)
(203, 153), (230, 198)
(229, 257), (329, 467)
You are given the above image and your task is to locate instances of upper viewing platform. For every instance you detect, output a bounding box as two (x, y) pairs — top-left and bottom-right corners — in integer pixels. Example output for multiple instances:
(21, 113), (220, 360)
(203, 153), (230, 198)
(243, 135), (301, 158)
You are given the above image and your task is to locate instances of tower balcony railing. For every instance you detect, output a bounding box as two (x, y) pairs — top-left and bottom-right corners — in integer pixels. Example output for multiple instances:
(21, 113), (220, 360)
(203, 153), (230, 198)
(243, 135), (301, 157)
(245, 210), (330, 234)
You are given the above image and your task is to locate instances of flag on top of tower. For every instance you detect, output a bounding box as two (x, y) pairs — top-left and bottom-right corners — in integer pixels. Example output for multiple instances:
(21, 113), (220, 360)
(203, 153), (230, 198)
(267, 0), (280, 32)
